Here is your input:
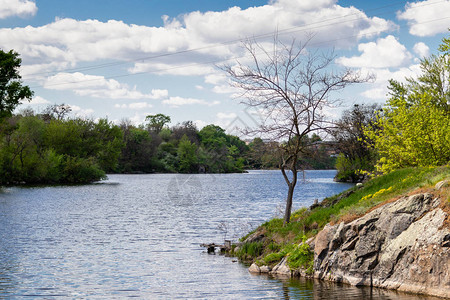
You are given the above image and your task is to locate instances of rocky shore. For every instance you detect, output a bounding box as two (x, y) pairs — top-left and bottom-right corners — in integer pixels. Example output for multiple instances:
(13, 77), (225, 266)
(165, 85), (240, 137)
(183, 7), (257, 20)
(248, 180), (450, 298)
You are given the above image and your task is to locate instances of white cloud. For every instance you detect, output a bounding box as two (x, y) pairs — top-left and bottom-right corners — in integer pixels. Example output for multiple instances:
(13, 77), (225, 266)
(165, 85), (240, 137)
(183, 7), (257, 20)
(44, 72), (168, 100)
(413, 42), (430, 58)
(217, 112), (237, 120)
(204, 74), (227, 85)
(69, 104), (94, 117)
(359, 64), (422, 100)
(398, 0), (450, 37)
(114, 102), (153, 110)
(193, 119), (207, 129)
(0, 0), (395, 78)
(129, 111), (152, 125)
(336, 35), (412, 69)
(0, 0), (37, 19)
(129, 62), (215, 76)
(21, 95), (50, 105)
(162, 96), (220, 107)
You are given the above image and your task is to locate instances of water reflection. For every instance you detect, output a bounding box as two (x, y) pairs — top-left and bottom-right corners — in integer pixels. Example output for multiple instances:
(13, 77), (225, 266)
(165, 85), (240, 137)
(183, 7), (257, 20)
(270, 275), (441, 300)
(0, 171), (440, 299)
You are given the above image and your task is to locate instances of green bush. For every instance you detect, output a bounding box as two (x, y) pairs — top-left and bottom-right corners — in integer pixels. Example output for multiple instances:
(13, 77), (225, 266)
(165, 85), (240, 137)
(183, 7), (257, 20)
(287, 239), (314, 274)
(236, 242), (263, 260)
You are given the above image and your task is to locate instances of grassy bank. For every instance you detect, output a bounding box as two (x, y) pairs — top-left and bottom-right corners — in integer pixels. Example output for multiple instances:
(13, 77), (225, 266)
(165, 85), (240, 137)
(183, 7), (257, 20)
(235, 165), (450, 272)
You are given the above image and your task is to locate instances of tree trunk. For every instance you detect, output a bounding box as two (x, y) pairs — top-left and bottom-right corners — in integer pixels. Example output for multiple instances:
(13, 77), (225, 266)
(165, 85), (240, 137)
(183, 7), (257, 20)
(283, 163), (298, 226)
(283, 183), (295, 225)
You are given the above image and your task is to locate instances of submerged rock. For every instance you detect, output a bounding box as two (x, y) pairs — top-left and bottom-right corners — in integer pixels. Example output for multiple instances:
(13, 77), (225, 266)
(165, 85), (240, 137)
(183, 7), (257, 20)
(313, 192), (450, 298)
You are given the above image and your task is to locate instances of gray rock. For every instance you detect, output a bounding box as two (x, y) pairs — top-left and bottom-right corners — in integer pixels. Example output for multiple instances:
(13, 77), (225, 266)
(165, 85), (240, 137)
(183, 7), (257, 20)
(270, 256), (291, 276)
(248, 263), (261, 273)
(435, 179), (449, 190)
(260, 265), (271, 273)
(244, 230), (265, 243)
(313, 192), (450, 298)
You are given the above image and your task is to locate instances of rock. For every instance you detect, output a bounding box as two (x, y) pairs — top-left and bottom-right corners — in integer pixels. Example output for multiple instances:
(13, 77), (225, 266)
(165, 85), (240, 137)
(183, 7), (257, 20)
(314, 224), (336, 259)
(270, 257), (291, 276)
(313, 192), (450, 298)
(248, 263), (261, 273)
(435, 180), (449, 190)
(260, 265), (271, 273)
(244, 230), (265, 243)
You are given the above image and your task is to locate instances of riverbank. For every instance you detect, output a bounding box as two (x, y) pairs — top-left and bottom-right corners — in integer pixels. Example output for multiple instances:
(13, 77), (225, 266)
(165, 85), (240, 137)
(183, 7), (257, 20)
(232, 166), (450, 298)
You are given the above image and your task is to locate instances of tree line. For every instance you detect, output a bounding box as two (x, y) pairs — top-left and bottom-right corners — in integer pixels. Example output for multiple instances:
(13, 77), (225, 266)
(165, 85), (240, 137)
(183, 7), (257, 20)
(0, 105), (337, 185)
(1, 33), (448, 188)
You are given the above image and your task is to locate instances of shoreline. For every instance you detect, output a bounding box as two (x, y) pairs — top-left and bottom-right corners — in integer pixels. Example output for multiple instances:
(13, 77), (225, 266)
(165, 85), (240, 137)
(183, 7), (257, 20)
(226, 170), (450, 299)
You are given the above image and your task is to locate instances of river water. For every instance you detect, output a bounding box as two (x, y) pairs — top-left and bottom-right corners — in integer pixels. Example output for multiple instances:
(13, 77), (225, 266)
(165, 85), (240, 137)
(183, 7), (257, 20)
(0, 170), (440, 299)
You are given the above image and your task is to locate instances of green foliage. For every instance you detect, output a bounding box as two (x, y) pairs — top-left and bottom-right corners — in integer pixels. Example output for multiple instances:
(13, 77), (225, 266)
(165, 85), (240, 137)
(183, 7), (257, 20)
(177, 135), (198, 173)
(145, 113), (171, 134)
(0, 109), (122, 184)
(238, 165), (449, 270)
(236, 242), (264, 261)
(365, 36), (450, 173)
(0, 49), (33, 120)
(287, 239), (314, 273)
(263, 251), (285, 265)
(332, 104), (379, 182)
(61, 156), (106, 183)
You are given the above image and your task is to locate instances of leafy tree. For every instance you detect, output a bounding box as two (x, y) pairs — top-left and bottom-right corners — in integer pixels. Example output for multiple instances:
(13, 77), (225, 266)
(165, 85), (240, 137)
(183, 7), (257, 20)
(223, 36), (368, 225)
(145, 113), (171, 134)
(365, 36), (450, 173)
(171, 121), (199, 144)
(41, 103), (72, 121)
(331, 104), (380, 182)
(177, 134), (198, 173)
(0, 50), (33, 120)
(118, 123), (157, 173)
(0, 109), (123, 184)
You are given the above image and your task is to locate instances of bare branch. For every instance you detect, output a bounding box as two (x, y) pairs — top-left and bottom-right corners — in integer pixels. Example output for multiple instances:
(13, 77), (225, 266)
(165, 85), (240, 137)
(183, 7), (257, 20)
(221, 35), (369, 225)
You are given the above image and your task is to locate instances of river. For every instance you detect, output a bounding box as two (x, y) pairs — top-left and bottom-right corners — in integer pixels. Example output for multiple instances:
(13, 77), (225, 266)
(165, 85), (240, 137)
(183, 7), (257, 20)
(0, 170), (440, 299)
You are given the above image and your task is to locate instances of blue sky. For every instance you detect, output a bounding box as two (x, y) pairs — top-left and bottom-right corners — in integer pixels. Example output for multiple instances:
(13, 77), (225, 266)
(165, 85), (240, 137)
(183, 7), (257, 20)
(1, 0), (449, 132)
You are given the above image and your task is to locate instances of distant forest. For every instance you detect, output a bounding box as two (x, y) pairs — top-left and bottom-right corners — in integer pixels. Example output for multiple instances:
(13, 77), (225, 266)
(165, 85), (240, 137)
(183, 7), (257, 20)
(0, 106), (336, 184)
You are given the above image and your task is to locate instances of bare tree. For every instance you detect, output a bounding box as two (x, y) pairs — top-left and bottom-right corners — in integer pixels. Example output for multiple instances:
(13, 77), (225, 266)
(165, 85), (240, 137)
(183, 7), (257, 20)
(223, 36), (370, 225)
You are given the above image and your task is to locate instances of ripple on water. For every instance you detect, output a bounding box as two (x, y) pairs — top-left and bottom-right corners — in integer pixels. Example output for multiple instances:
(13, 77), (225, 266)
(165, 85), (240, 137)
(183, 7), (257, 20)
(0, 171), (441, 299)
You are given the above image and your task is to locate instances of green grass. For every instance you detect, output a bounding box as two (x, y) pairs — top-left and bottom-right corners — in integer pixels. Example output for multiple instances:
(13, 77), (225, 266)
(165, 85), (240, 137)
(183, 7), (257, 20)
(238, 165), (450, 271)
(306, 165), (449, 227)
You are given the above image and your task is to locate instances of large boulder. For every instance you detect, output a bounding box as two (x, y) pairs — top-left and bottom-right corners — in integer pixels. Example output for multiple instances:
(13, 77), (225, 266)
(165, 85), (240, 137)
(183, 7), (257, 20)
(313, 192), (450, 298)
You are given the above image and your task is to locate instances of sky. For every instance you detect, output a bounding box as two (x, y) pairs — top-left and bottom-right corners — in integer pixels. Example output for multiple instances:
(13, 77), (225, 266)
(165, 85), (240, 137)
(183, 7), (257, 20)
(1, 0), (449, 133)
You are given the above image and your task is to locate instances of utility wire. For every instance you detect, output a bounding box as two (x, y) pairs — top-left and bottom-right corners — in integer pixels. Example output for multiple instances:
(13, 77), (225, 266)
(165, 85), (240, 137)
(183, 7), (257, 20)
(21, 0), (428, 78)
(24, 0), (450, 89)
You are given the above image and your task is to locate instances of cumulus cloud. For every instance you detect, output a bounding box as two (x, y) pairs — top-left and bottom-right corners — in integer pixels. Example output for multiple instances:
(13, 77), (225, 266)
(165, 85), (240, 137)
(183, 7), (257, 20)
(43, 72), (168, 100)
(413, 42), (430, 58)
(0, 0), (37, 19)
(336, 35), (412, 69)
(21, 95), (50, 105)
(193, 119), (208, 129)
(0, 0), (395, 78)
(398, 0), (450, 37)
(359, 64), (422, 100)
(162, 96), (220, 107)
(69, 104), (94, 117)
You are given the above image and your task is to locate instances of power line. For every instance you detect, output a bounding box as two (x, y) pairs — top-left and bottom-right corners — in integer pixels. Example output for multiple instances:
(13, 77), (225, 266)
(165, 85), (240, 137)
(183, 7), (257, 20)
(21, 0), (416, 79)
(24, 0), (449, 89)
